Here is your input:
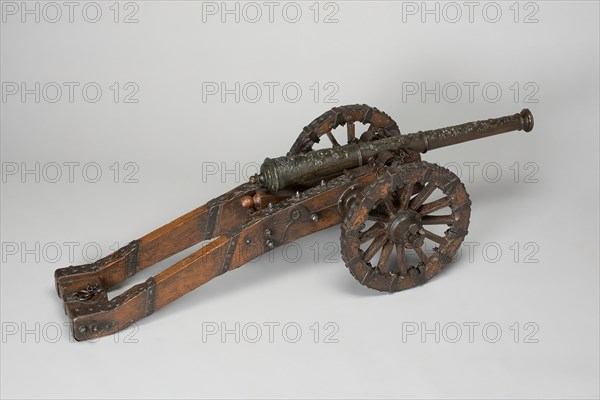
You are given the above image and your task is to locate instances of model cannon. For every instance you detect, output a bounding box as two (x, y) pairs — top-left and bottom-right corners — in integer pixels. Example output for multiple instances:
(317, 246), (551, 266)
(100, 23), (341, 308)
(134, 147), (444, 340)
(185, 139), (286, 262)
(54, 105), (535, 340)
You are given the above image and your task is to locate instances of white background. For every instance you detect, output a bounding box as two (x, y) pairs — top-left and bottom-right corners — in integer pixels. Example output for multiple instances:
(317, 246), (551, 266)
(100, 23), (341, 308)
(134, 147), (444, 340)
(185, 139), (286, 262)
(1, 1), (599, 398)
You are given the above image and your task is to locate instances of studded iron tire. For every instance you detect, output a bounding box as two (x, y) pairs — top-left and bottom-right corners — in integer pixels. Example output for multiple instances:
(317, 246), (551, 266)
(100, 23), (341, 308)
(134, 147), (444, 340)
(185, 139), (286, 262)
(288, 104), (402, 155)
(340, 161), (471, 292)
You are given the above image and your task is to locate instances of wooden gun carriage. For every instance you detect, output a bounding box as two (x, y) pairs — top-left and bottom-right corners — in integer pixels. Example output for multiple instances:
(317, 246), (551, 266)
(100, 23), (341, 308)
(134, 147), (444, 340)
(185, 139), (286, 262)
(54, 105), (534, 341)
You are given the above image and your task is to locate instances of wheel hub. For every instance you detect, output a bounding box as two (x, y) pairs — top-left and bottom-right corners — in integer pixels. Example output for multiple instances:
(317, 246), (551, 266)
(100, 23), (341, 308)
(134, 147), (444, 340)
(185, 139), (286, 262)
(388, 210), (423, 248)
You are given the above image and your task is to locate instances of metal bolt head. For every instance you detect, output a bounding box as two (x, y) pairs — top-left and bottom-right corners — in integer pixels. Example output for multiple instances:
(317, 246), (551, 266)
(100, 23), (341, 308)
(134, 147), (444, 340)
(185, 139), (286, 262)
(240, 196), (254, 209)
(311, 214), (319, 222)
(266, 240), (274, 249)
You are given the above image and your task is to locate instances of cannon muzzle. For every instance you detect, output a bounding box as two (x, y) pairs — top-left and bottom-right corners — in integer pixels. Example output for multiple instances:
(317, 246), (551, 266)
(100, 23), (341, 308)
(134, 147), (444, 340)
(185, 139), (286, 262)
(258, 109), (534, 192)
(421, 108), (533, 152)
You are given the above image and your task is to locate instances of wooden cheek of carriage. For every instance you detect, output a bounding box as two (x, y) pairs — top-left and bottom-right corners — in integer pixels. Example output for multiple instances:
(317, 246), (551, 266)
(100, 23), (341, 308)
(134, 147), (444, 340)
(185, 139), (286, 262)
(54, 105), (535, 341)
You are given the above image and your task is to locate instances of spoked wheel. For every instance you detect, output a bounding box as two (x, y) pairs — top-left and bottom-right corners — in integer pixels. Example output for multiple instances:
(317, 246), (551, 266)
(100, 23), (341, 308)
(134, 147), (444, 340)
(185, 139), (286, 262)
(288, 104), (401, 155)
(340, 161), (471, 292)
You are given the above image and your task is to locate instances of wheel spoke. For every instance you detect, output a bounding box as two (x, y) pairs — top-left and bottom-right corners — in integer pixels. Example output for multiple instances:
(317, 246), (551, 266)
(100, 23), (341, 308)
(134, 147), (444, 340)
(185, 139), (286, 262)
(396, 244), (408, 276)
(360, 223), (385, 243)
(410, 182), (436, 210)
(422, 215), (454, 225)
(377, 240), (393, 271)
(326, 132), (341, 147)
(364, 234), (388, 262)
(414, 246), (429, 263)
(347, 122), (355, 143)
(418, 196), (452, 215)
(398, 183), (413, 210)
(383, 197), (397, 216)
(420, 228), (445, 245)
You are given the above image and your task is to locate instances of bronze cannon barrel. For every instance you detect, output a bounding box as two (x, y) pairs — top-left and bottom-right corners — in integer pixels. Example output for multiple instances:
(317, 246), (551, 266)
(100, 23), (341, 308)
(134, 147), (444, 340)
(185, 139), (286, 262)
(258, 109), (534, 192)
